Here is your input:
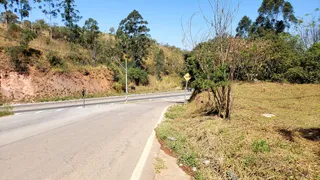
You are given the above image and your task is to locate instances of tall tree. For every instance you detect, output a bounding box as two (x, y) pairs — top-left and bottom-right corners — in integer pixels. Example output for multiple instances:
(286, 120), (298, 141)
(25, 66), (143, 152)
(251, 0), (297, 36)
(0, 10), (18, 24)
(109, 27), (115, 35)
(0, 0), (31, 25)
(18, 0), (31, 22)
(295, 8), (320, 48)
(116, 9), (151, 68)
(60, 0), (81, 28)
(155, 49), (165, 80)
(236, 16), (252, 38)
(35, 0), (61, 39)
(82, 18), (100, 65)
(0, 0), (9, 26)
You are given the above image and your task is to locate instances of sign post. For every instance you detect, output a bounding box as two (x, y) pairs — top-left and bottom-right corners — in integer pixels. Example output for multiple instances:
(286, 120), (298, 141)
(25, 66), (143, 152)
(183, 73), (191, 104)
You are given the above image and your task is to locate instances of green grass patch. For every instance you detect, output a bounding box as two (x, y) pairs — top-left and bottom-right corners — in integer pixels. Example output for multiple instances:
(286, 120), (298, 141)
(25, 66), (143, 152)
(251, 139), (271, 153)
(0, 105), (13, 117)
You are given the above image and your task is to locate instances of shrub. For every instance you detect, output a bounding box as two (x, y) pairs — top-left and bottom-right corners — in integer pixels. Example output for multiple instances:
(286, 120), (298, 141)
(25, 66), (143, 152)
(0, 104), (13, 117)
(285, 67), (308, 84)
(7, 46), (30, 74)
(47, 51), (66, 68)
(66, 51), (90, 65)
(52, 26), (70, 40)
(128, 68), (149, 86)
(113, 82), (123, 93)
(20, 29), (37, 48)
(7, 23), (22, 38)
(23, 20), (32, 29)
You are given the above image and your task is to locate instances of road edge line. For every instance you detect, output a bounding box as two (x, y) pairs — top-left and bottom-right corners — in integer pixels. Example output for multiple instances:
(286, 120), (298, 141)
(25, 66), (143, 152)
(130, 105), (170, 180)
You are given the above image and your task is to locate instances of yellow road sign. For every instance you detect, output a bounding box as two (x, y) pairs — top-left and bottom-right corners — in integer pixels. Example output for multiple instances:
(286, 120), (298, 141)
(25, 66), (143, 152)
(184, 73), (191, 81)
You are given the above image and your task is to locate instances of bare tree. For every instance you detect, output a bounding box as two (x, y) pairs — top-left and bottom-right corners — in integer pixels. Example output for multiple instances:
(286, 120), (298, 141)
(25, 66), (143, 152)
(294, 8), (320, 48)
(182, 0), (240, 119)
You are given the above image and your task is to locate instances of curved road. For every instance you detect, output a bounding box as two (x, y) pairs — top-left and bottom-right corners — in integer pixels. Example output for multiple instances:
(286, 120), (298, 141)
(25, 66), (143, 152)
(0, 94), (186, 180)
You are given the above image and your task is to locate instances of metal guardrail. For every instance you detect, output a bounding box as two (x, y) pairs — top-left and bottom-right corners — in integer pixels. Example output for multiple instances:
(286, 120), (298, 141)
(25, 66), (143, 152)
(0, 91), (191, 113)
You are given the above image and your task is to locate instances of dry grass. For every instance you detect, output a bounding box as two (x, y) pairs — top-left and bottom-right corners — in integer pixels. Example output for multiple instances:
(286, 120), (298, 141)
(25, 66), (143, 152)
(156, 82), (320, 180)
(134, 75), (182, 92)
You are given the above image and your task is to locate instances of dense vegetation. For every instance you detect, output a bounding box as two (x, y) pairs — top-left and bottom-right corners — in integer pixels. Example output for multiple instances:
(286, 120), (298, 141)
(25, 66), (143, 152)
(0, 0), (185, 94)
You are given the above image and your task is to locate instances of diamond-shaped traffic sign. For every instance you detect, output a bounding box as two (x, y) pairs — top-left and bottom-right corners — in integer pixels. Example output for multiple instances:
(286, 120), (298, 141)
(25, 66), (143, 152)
(184, 73), (191, 81)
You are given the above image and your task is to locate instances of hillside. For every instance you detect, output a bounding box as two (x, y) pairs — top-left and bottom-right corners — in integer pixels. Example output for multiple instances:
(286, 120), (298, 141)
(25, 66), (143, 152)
(0, 24), (185, 103)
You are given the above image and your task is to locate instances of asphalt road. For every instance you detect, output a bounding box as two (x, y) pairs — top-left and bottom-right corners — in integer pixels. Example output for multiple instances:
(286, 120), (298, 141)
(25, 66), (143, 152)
(0, 94), (186, 180)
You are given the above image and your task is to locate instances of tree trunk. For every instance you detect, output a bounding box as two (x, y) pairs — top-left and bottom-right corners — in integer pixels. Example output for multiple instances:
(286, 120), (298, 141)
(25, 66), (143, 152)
(225, 84), (231, 119)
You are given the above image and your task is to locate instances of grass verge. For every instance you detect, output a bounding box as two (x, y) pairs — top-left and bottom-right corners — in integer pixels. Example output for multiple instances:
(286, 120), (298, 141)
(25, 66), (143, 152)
(155, 82), (320, 180)
(0, 105), (13, 117)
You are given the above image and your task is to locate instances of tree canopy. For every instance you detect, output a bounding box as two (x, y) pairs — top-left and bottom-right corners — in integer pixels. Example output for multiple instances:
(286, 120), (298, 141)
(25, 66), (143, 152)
(250, 0), (298, 36)
(116, 9), (151, 68)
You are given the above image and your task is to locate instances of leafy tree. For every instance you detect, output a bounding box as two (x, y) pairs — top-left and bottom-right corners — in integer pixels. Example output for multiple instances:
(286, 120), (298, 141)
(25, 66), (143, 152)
(128, 67), (149, 85)
(1, 1), (31, 26)
(35, 0), (61, 39)
(0, 10), (19, 24)
(116, 9), (151, 68)
(60, 0), (81, 28)
(0, 0), (9, 26)
(6, 0), (32, 23)
(20, 29), (37, 48)
(109, 27), (115, 34)
(300, 42), (320, 83)
(81, 18), (100, 64)
(250, 0), (297, 36)
(236, 16), (252, 38)
(155, 48), (165, 80)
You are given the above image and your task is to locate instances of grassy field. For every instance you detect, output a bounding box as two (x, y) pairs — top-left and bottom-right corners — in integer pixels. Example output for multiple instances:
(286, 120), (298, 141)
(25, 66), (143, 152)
(155, 82), (320, 180)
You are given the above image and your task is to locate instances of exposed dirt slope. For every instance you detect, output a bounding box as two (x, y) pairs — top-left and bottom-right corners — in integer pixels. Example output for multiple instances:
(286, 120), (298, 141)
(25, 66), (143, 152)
(0, 64), (113, 102)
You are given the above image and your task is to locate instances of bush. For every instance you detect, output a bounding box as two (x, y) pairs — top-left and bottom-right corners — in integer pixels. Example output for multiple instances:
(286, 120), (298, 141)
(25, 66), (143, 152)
(285, 67), (308, 84)
(66, 51), (90, 65)
(23, 20), (32, 29)
(7, 46), (30, 74)
(7, 23), (22, 38)
(113, 82), (123, 93)
(52, 26), (70, 40)
(128, 68), (149, 86)
(20, 29), (37, 48)
(47, 51), (66, 68)
(0, 105), (13, 117)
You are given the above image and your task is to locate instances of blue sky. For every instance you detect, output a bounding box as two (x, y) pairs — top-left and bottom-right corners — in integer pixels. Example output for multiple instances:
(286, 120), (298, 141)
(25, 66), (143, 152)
(26, 0), (320, 49)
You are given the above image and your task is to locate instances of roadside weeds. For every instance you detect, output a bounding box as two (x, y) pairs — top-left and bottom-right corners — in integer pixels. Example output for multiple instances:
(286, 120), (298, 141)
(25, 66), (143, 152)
(0, 104), (13, 117)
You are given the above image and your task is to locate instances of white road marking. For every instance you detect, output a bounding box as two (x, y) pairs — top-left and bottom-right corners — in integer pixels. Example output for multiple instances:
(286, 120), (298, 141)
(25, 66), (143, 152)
(130, 105), (170, 180)
(35, 111), (43, 114)
(14, 113), (21, 116)
(77, 106), (83, 109)
(56, 109), (64, 112)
